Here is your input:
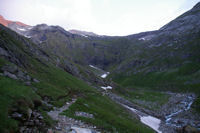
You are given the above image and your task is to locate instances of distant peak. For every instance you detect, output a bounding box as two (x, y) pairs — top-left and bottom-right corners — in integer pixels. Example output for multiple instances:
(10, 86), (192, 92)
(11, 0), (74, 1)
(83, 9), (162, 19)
(0, 15), (4, 19)
(0, 14), (29, 27)
(69, 29), (99, 37)
(37, 24), (48, 27)
(15, 21), (29, 27)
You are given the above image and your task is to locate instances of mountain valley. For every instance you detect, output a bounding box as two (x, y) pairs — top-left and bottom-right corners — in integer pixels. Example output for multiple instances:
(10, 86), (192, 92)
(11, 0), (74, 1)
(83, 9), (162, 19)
(0, 2), (200, 133)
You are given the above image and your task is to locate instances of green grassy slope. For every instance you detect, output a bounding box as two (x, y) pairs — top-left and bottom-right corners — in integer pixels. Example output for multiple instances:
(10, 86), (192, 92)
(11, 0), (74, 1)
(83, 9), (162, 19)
(111, 34), (200, 112)
(0, 25), (154, 132)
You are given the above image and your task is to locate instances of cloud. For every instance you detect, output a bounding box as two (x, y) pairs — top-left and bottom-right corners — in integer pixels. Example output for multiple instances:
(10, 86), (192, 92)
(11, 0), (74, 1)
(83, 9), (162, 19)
(0, 0), (94, 30)
(0, 0), (199, 36)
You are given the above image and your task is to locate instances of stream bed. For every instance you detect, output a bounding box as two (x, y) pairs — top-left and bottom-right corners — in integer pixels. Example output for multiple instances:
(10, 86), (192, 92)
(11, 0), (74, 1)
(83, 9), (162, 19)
(163, 93), (198, 128)
(107, 92), (199, 133)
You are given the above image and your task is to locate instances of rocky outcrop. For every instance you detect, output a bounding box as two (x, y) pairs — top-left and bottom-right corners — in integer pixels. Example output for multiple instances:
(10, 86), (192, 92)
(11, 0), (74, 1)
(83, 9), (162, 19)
(1, 64), (40, 84)
(75, 112), (94, 119)
(11, 110), (47, 133)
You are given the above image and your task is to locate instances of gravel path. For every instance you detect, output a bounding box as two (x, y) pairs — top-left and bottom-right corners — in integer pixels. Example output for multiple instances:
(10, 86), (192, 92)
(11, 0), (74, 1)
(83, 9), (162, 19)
(47, 99), (100, 133)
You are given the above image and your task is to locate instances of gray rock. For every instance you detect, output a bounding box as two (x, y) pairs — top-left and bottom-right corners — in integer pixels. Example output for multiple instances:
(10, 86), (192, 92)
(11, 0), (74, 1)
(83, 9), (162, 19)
(27, 108), (32, 119)
(3, 71), (18, 80)
(33, 78), (40, 83)
(0, 47), (9, 57)
(55, 126), (62, 130)
(12, 112), (22, 118)
(32, 112), (40, 118)
(38, 116), (43, 120)
(75, 111), (94, 118)
(2, 65), (18, 73)
(25, 81), (31, 86)
(19, 126), (27, 133)
(25, 75), (31, 81)
(17, 70), (26, 79)
(16, 69), (32, 81)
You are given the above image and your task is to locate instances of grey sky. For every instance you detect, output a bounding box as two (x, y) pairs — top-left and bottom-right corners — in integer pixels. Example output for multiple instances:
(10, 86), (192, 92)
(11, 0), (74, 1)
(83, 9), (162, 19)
(0, 0), (199, 36)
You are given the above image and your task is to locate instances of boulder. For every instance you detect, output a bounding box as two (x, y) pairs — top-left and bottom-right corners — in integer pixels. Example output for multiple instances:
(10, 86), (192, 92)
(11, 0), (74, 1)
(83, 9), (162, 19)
(17, 70), (26, 80)
(26, 75), (31, 81)
(11, 112), (23, 119)
(33, 78), (40, 83)
(0, 47), (9, 57)
(75, 111), (94, 118)
(3, 71), (18, 80)
(27, 108), (32, 119)
(2, 65), (18, 73)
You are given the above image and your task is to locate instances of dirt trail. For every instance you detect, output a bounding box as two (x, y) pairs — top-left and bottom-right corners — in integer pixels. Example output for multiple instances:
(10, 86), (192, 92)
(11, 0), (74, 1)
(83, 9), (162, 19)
(47, 99), (100, 133)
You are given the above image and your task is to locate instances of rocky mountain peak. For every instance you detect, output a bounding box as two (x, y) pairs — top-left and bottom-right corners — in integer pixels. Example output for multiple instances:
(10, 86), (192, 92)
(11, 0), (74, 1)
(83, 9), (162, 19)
(0, 15), (12, 26)
(0, 15), (29, 27)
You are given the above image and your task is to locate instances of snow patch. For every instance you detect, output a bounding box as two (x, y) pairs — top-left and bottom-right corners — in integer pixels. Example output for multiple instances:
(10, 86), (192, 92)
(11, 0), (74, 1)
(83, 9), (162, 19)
(81, 34), (88, 38)
(17, 27), (27, 31)
(89, 65), (110, 78)
(122, 104), (162, 133)
(139, 37), (146, 41)
(101, 72), (110, 78)
(89, 65), (101, 70)
(122, 104), (137, 113)
(101, 86), (112, 90)
(140, 116), (162, 133)
(24, 35), (31, 38)
(138, 35), (155, 41)
(27, 27), (33, 30)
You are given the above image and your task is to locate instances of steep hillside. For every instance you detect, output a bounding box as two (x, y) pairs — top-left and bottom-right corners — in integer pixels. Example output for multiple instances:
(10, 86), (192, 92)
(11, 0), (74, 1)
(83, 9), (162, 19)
(112, 3), (200, 89)
(110, 3), (200, 113)
(0, 24), (155, 132)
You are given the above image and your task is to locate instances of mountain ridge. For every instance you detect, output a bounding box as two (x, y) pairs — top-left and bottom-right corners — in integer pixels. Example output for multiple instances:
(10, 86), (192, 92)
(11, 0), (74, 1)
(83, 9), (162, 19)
(0, 15), (29, 27)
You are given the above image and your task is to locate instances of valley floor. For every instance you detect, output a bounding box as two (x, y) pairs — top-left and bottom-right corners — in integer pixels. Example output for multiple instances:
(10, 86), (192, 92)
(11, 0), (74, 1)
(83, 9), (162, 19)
(107, 91), (200, 133)
(45, 88), (200, 133)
